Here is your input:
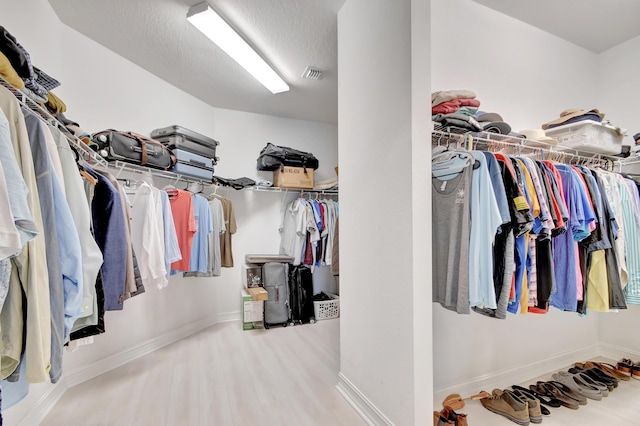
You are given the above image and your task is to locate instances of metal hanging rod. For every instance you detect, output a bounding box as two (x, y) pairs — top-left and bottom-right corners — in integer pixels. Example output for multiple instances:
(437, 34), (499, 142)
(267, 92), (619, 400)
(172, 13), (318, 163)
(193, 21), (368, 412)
(0, 77), (109, 168)
(0, 76), (218, 188)
(432, 130), (620, 170)
(1, 77), (340, 196)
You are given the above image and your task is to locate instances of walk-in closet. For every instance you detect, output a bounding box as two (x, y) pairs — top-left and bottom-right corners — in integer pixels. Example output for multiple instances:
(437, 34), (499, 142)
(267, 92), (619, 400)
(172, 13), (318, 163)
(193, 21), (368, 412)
(2, 0), (640, 425)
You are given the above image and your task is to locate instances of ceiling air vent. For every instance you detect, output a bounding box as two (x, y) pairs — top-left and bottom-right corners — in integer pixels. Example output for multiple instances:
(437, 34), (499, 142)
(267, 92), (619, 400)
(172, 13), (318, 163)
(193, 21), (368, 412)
(302, 66), (322, 80)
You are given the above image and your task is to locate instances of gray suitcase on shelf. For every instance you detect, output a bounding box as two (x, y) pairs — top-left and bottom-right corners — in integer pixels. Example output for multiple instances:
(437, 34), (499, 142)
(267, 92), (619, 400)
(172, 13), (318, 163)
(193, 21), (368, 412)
(151, 125), (219, 164)
(170, 149), (214, 181)
(263, 262), (291, 328)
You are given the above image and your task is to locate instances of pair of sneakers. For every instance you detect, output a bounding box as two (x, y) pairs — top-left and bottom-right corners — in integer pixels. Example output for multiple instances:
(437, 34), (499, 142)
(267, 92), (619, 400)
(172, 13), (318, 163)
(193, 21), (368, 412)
(616, 358), (640, 379)
(433, 407), (467, 426)
(480, 388), (542, 425)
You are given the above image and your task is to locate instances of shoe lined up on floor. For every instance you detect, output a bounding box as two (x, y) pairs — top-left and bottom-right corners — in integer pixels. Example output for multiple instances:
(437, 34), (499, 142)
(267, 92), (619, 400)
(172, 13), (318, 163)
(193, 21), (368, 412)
(474, 359), (635, 424)
(433, 407), (468, 426)
(569, 366), (617, 390)
(509, 388), (545, 422)
(551, 371), (602, 401)
(616, 358), (640, 380)
(480, 389), (532, 425)
(510, 385), (555, 412)
(530, 381), (580, 410)
(580, 361), (630, 381)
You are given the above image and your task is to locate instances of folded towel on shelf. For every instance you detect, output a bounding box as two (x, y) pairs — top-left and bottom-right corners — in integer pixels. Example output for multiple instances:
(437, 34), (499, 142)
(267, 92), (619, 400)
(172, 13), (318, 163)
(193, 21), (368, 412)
(432, 89), (476, 107)
(314, 177), (338, 190)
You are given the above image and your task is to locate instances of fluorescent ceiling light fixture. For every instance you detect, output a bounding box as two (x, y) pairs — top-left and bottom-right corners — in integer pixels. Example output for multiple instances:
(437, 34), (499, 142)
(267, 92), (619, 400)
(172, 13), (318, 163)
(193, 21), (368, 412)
(187, 2), (290, 94)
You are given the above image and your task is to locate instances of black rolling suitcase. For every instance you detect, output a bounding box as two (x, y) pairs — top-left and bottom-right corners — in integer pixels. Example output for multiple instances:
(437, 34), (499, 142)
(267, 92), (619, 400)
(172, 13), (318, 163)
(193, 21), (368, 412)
(151, 125), (219, 164)
(263, 262), (291, 328)
(289, 265), (316, 324)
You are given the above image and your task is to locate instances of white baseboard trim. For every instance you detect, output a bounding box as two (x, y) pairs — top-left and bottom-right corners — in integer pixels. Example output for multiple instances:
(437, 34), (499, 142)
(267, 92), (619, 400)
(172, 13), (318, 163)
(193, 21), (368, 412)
(336, 372), (394, 426)
(15, 311), (241, 424)
(16, 381), (68, 426)
(597, 342), (640, 361)
(433, 344), (600, 403)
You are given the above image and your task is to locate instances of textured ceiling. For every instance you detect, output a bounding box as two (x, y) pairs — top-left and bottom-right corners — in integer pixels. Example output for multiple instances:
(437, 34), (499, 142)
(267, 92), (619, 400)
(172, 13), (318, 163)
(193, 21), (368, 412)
(472, 0), (640, 53)
(48, 0), (640, 125)
(48, 0), (345, 124)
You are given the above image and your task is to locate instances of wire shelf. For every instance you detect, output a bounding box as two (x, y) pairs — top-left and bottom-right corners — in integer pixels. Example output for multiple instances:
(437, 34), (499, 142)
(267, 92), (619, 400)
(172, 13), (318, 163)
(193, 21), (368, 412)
(1, 76), (339, 196)
(432, 130), (621, 171)
(250, 186), (338, 195)
(0, 78), (109, 168)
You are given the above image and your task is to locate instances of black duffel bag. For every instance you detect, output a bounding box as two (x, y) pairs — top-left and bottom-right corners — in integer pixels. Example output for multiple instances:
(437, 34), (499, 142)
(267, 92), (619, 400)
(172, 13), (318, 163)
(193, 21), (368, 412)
(256, 142), (319, 171)
(92, 130), (176, 170)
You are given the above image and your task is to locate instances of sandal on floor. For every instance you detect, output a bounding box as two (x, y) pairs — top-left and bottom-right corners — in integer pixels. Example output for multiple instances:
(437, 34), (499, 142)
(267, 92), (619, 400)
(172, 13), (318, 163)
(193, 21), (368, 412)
(552, 372), (602, 401)
(586, 361), (630, 381)
(547, 381), (588, 405)
(569, 367), (616, 391)
(514, 384), (561, 408)
(539, 382), (580, 410)
(510, 386), (554, 414)
(575, 371), (609, 396)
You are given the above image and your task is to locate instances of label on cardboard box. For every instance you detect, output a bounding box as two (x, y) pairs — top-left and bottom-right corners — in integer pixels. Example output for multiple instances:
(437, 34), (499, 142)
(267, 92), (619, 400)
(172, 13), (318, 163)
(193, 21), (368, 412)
(242, 289), (264, 330)
(273, 166), (314, 189)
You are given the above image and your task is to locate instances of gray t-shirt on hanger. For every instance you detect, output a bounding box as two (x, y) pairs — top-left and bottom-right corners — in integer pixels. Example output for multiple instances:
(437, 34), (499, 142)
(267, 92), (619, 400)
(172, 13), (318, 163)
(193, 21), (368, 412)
(432, 164), (472, 314)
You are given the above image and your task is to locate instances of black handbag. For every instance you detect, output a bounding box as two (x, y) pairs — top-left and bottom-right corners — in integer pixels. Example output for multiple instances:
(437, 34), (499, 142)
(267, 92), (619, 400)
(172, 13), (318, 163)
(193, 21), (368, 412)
(92, 130), (176, 170)
(256, 143), (319, 171)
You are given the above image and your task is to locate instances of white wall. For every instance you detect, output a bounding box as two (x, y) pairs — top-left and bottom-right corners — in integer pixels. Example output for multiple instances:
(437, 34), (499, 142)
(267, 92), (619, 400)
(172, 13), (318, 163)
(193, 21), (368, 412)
(338, 0), (421, 424)
(598, 34), (640, 174)
(431, 0), (602, 395)
(596, 34), (640, 353)
(3, 0), (337, 423)
(432, 0), (598, 133)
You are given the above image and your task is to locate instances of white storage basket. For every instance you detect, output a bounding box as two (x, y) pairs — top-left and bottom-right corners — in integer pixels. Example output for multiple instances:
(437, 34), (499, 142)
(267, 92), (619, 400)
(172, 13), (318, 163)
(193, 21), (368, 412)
(313, 293), (340, 320)
(544, 120), (623, 155)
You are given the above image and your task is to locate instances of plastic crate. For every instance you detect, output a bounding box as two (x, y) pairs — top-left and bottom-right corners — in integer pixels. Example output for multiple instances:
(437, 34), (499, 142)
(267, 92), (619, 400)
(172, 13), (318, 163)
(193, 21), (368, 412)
(544, 120), (623, 155)
(313, 293), (340, 320)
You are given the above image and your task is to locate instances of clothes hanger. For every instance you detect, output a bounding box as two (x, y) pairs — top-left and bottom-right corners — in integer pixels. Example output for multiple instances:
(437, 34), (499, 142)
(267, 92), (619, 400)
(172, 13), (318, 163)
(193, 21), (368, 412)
(208, 184), (225, 200)
(70, 146), (98, 185)
(432, 149), (477, 180)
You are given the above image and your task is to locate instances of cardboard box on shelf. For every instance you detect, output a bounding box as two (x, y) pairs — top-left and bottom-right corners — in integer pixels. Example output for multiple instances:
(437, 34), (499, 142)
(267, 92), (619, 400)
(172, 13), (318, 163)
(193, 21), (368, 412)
(242, 289), (264, 330)
(273, 166), (314, 189)
(247, 287), (268, 301)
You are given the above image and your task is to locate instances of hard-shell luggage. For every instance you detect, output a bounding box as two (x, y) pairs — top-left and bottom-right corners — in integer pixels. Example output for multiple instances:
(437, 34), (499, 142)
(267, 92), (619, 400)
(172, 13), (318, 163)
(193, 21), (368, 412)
(289, 265), (315, 324)
(151, 125), (219, 163)
(91, 130), (176, 170)
(170, 149), (214, 181)
(263, 262), (291, 328)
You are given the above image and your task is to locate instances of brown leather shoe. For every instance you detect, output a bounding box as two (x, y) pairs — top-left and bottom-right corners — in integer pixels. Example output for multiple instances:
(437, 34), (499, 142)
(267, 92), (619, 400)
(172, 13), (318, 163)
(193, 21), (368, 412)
(434, 408), (454, 426)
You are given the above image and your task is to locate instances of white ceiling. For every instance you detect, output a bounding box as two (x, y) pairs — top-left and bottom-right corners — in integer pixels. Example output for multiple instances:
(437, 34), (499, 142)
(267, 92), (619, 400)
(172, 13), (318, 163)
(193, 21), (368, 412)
(48, 0), (345, 124)
(47, 1), (640, 125)
(471, 0), (640, 53)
